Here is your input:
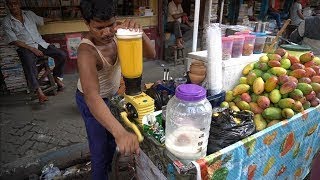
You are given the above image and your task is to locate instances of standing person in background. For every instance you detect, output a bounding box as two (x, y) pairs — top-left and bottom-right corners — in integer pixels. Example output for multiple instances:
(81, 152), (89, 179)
(77, 0), (156, 179)
(167, 0), (192, 48)
(268, 0), (283, 30)
(2, 0), (66, 103)
(228, 0), (242, 25)
(248, 0), (257, 21)
(290, 0), (304, 26)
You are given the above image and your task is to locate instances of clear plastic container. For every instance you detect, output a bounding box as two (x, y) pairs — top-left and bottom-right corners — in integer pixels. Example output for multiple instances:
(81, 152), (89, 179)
(242, 34), (256, 56)
(222, 37), (234, 60)
(252, 32), (267, 54)
(229, 35), (245, 58)
(165, 84), (212, 163)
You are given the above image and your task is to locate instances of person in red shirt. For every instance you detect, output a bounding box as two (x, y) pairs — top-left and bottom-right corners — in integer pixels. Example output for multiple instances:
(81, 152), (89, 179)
(268, 0), (282, 29)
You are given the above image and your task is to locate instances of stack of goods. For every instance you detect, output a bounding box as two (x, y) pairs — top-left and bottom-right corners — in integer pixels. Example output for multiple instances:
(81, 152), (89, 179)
(238, 3), (248, 22)
(220, 48), (320, 131)
(0, 24), (28, 93)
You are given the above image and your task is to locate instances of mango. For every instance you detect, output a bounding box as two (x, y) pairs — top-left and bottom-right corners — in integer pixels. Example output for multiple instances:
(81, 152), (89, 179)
(305, 67), (316, 77)
(255, 62), (269, 71)
(262, 72), (274, 81)
(268, 60), (281, 67)
(311, 83), (320, 93)
(220, 101), (229, 108)
(253, 77), (265, 95)
(251, 69), (263, 77)
(288, 55), (300, 64)
(249, 102), (264, 114)
(289, 89), (304, 100)
(278, 98), (296, 109)
(233, 96), (242, 103)
(280, 81), (297, 94)
(282, 93), (289, 98)
(254, 114), (267, 131)
(304, 60), (315, 68)
(231, 106), (240, 112)
(247, 72), (257, 85)
(280, 58), (291, 69)
(225, 91), (234, 102)
(313, 57), (320, 65)
(267, 120), (281, 127)
(311, 66), (320, 75)
(306, 91), (316, 101)
(302, 101), (311, 110)
(311, 76), (320, 83)
(300, 52), (314, 64)
(278, 75), (289, 85)
(282, 108), (295, 119)
(233, 84), (250, 96)
(251, 94), (259, 103)
(311, 98), (320, 107)
(292, 101), (304, 112)
(262, 107), (282, 120)
(288, 76), (299, 84)
(259, 55), (269, 63)
(270, 67), (287, 76)
(299, 97), (307, 104)
(290, 69), (306, 79)
(229, 102), (236, 107)
(275, 48), (287, 57)
(241, 93), (252, 103)
(236, 101), (251, 111)
(267, 53), (282, 61)
(290, 63), (305, 70)
(239, 77), (247, 84)
(242, 63), (254, 75)
(257, 96), (270, 109)
(298, 77), (312, 84)
(265, 76), (278, 92)
(269, 89), (282, 103)
(297, 83), (313, 95)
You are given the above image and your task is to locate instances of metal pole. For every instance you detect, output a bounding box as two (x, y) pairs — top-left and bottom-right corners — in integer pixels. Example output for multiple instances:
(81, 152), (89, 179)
(208, 0), (213, 25)
(219, 0), (225, 27)
(192, 0), (201, 52)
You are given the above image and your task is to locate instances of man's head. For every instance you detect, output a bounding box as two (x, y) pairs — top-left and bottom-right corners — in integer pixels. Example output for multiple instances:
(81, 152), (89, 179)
(80, 0), (117, 44)
(5, 0), (21, 15)
(173, 0), (183, 5)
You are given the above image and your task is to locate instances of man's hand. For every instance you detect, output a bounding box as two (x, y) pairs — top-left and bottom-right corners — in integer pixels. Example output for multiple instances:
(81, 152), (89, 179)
(29, 47), (44, 56)
(115, 129), (140, 155)
(114, 19), (142, 32)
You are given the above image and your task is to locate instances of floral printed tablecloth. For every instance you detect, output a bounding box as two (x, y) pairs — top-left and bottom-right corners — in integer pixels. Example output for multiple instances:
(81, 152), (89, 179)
(196, 105), (320, 180)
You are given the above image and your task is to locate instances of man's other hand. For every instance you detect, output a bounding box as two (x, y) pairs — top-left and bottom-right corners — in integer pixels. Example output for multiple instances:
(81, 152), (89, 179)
(30, 47), (44, 56)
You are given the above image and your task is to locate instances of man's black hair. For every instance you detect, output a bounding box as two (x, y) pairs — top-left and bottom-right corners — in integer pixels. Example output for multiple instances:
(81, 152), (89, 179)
(80, 0), (116, 22)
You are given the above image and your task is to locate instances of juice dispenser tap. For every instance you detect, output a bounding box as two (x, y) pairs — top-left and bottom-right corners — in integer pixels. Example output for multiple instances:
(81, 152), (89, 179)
(116, 29), (155, 142)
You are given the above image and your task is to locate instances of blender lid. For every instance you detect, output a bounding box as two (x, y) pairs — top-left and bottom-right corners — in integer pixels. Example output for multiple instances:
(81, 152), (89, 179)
(175, 84), (206, 101)
(116, 28), (143, 38)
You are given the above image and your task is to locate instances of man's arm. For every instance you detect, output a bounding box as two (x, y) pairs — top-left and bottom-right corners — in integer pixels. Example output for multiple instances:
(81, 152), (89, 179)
(77, 44), (139, 155)
(142, 33), (156, 59)
(297, 4), (304, 20)
(10, 41), (43, 56)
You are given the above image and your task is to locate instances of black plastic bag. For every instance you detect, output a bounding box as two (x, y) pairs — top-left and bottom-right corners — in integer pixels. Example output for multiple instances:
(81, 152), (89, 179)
(207, 108), (256, 155)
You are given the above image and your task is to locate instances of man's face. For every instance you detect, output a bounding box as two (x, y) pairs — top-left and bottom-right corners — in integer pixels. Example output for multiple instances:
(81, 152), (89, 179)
(6, 0), (21, 15)
(86, 17), (117, 44)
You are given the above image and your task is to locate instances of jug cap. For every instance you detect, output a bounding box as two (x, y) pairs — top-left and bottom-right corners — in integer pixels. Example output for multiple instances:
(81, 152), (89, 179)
(175, 84), (206, 101)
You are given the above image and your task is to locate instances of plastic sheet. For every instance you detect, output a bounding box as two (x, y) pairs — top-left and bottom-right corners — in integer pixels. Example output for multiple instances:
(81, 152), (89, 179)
(207, 108), (255, 155)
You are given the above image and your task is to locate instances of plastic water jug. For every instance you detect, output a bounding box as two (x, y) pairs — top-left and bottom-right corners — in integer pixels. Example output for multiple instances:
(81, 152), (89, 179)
(165, 84), (212, 163)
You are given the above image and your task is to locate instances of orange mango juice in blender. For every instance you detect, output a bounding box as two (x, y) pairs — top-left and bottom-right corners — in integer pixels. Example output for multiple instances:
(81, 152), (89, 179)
(116, 29), (143, 78)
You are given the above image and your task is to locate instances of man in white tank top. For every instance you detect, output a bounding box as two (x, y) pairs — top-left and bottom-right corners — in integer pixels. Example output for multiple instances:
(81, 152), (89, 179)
(76, 1), (156, 180)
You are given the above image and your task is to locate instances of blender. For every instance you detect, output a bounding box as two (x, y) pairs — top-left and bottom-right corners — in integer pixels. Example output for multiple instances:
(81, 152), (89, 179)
(115, 29), (155, 142)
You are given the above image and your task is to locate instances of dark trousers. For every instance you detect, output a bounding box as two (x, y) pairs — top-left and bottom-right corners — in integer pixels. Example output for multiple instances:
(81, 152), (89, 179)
(269, 11), (282, 29)
(167, 21), (191, 40)
(75, 90), (116, 180)
(17, 45), (66, 90)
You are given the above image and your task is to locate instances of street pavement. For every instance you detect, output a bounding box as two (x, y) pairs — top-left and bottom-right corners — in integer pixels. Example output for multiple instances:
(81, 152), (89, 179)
(0, 60), (185, 179)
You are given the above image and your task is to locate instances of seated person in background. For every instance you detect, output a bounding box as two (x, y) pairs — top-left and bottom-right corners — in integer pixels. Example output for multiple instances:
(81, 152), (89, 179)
(290, 8), (320, 55)
(167, 0), (192, 48)
(268, 0), (283, 30)
(290, 0), (304, 26)
(3, 0), (66, 103)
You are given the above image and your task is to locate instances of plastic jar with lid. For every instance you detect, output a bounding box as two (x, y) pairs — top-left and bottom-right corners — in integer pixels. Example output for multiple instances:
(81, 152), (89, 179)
(242, 34), (256, 56)
(165, 84), (212, 163)
(252, 32), (267, 54)
(229, 35), (245, 58)
(222, 37), (234, 60)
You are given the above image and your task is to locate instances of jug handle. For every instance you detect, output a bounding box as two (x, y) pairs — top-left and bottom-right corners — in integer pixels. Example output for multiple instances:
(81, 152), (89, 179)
(120, 112), (144, 142)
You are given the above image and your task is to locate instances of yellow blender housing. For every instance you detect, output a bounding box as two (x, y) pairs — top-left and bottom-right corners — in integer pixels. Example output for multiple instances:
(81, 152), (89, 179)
(116, 29), (154, 138)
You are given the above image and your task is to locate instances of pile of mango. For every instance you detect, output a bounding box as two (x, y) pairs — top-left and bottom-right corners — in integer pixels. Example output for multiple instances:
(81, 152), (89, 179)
(221, 48), (320, 131)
